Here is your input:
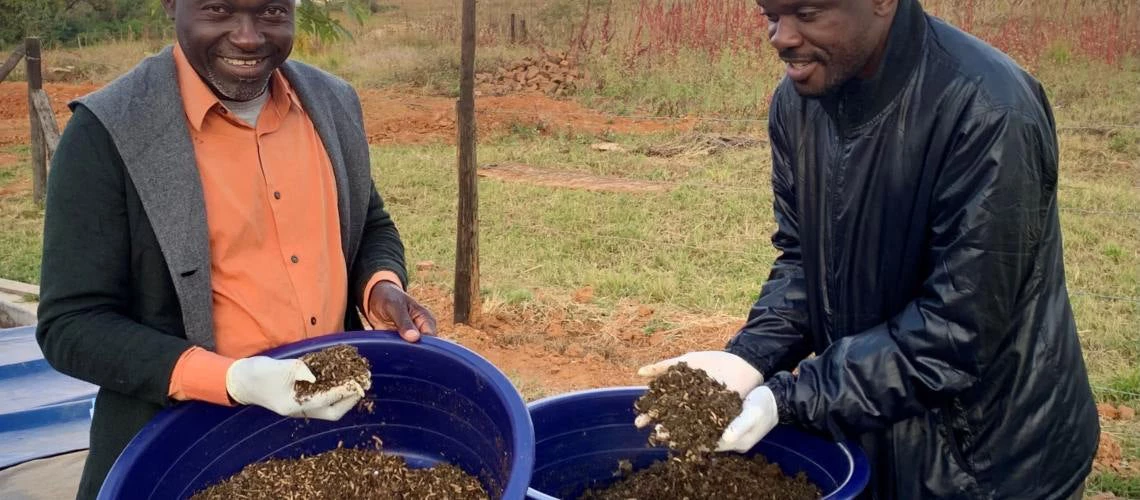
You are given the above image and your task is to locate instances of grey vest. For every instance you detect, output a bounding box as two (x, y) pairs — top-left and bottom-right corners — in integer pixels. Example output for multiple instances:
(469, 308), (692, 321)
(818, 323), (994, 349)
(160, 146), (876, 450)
(71, 46), (374, 350)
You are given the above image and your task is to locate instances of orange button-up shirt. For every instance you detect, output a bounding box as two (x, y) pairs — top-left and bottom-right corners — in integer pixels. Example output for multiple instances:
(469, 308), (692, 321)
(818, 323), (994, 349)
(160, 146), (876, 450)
(167, 44), (397, 405)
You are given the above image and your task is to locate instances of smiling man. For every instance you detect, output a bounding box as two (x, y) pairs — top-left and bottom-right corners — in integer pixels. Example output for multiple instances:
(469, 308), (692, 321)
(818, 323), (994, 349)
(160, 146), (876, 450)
(637, 0), (1100, 498)
(36, 1), (437, 498)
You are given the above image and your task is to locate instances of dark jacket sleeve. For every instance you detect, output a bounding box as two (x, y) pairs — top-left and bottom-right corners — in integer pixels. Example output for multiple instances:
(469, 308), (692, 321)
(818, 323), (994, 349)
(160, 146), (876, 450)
(344, 88), (408, 308)
(36, 105), (192, 408)
(724, 90), (813, 376)
(764, 106), (1054, 438)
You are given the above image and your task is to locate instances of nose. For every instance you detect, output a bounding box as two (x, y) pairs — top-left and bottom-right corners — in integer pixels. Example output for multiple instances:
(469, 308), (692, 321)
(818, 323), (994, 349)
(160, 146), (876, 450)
(768, 17), (803, 52)
(229, 15), (265, 51)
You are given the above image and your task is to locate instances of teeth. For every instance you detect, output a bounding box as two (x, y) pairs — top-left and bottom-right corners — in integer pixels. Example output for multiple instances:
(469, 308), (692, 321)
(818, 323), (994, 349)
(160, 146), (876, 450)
(789, 62), (811, 69)
(222, 57), (262, 67)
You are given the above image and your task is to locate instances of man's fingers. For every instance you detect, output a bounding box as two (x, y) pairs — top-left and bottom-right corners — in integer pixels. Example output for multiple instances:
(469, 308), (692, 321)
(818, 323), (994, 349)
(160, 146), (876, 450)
(397, 313), (421, 342)
(307, 393), (363, 421)
(384, 298), (422, 342)
(637, 357), (681, 378)
(716, 407), (758, 452)
(412, 305), (438, 337)
(299, 381), (364, 407)
(293, 361), (317, 384)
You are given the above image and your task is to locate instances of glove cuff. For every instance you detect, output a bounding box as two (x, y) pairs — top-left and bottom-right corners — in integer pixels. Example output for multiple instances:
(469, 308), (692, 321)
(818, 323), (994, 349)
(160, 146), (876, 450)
(762, 374), (797, 426)
(224, 358), (250, 406)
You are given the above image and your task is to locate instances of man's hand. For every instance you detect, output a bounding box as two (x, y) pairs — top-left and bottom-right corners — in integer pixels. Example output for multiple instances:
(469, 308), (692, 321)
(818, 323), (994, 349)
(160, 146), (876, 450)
(366, 281), (438, 342)
(226, 356), (364, 421)
(636, 351), (763, 398)
(634, 351), (764, 443)
(715, 385), (779, 452)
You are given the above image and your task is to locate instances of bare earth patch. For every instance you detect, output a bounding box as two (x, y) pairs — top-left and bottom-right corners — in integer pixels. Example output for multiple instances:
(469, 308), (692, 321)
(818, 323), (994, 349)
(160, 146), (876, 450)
(0, 82), (695, 151)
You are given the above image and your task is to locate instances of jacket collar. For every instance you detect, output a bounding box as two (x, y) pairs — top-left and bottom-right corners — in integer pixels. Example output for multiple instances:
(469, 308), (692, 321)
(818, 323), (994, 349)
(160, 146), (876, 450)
(820, 0), (926, 130)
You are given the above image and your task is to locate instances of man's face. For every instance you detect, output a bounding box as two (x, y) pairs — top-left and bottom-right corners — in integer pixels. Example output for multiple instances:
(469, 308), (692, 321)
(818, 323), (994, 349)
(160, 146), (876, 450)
(757, 0), (894, 97)
(163, 0), (295, 101)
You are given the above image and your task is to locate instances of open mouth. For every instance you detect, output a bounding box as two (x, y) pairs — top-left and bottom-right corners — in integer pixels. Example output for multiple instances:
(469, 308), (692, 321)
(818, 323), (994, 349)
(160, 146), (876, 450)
(783, 60), (819, 82)
(220, 57), (265, 67)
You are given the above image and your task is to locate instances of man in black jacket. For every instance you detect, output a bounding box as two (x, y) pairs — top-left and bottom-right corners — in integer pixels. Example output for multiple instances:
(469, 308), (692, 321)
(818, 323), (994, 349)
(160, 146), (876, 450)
(637, 0), (1099, 498)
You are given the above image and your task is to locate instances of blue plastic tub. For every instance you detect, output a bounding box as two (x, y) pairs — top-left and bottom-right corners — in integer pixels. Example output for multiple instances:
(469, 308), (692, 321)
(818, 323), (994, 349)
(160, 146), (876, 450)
(0, 325), (98, 469)
(525, 387), (869, 500)
(98, 331), (535, 500)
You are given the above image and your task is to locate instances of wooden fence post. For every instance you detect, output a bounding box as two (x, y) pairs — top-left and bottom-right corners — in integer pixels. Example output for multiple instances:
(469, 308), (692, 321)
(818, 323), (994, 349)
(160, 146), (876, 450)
(454, 0), (480, 325)
(510, 13), (516, 44)
(32, 90), (60, 159)
(0, 42), (26, 82)
(26, 37), (47, 205)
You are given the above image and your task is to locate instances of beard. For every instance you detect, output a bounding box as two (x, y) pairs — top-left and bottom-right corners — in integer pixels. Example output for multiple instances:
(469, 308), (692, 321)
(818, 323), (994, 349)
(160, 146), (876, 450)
(785, 30), (881, 98)
(205, 67), (270, 102)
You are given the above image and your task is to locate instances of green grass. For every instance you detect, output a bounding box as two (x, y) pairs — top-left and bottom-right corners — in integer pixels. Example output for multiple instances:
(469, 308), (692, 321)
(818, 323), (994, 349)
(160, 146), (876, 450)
(1089, 470), (1140, 499)
(0, 150), (44, 285)
(374, 135), (778, 313)
(573, 47), (781, 120)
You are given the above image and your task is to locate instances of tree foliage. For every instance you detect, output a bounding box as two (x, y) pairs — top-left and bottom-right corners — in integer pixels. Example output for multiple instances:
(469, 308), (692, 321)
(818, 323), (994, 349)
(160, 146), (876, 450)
(0, 0), (372, 49)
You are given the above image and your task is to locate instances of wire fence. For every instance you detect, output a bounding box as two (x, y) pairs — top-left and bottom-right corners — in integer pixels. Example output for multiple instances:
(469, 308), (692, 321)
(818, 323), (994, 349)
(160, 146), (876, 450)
(470, 107), (1140, 220)
(476, 107), (1140, 132)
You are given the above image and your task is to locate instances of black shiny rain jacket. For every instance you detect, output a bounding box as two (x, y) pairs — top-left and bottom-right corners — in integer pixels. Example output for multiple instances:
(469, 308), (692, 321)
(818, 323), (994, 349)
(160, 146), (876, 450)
(725, 1), (1099, 498)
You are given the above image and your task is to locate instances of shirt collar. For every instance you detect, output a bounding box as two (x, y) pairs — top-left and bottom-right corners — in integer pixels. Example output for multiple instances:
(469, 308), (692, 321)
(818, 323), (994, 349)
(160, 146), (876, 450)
(173, 42), (303, 131)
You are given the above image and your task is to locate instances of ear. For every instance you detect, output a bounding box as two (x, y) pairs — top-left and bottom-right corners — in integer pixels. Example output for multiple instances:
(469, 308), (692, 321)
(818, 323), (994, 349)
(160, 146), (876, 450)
(161, 0), (177, 19)
(871, 0), (898, 17)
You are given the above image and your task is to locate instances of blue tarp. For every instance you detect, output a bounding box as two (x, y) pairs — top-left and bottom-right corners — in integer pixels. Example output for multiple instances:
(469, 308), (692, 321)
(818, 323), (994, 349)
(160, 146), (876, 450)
(0, 325), (97, 470)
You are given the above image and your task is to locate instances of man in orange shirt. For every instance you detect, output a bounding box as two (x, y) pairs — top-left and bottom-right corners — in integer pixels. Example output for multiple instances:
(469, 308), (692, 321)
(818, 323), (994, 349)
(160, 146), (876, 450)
(36, 1), (437, 498)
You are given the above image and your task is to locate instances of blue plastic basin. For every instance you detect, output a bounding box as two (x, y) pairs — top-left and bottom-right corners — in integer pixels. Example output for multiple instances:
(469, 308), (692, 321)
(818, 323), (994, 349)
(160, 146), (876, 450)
(525, 387), (869, 499)
(98, 331), (535, 500)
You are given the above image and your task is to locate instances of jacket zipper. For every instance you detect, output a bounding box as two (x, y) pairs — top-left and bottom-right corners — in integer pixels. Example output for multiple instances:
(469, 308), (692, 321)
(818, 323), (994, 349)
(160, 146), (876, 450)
(825, 100), (846, 340)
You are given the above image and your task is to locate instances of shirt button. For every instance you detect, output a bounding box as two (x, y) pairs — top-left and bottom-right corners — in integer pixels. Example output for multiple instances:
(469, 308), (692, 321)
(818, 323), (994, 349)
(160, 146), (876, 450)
(291, 255), (299, 263)
(274, 191), (281, 200)
(310, 316), (317, 326)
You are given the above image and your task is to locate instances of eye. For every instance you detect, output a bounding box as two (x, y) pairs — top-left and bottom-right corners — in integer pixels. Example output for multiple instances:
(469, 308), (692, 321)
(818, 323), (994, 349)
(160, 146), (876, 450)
(264, 6), (288, 16)
(203, 4), (228, 14)
(796, 8), (820, 22)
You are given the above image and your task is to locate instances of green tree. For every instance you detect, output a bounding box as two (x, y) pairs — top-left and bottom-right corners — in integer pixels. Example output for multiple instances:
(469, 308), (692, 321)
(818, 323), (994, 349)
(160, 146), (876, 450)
(295, 0), (370, 51)
(0, 0), (370, 48)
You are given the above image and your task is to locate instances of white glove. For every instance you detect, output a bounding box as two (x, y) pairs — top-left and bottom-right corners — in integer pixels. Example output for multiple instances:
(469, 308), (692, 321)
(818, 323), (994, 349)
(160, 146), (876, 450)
(226, 356), (365, 421)
(636, 351), (763, 398)
(715, 385), (779, 452)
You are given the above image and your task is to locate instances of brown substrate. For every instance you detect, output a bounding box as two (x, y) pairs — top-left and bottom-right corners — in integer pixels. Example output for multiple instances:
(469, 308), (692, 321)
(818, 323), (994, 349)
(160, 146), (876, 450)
(188, 443), (488, 500)
(577, 454), (821, 500)
(294, 344), (372, 401)
(585, 363), (821, 499)
(633, 362), (742, 453)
